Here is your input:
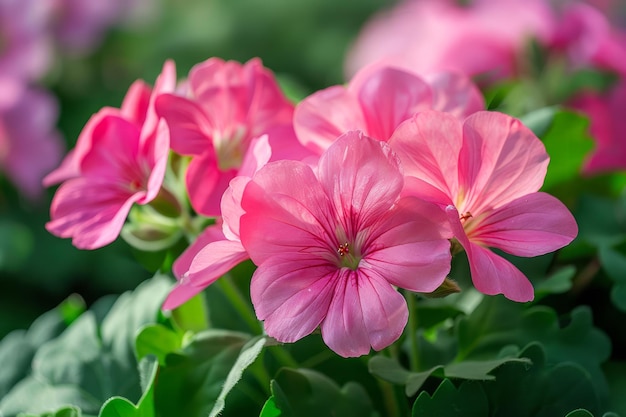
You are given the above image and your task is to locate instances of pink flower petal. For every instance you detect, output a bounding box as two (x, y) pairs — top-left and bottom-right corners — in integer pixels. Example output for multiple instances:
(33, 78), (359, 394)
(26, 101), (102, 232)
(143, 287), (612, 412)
(388, 110), (464, 204)
(458, 111), (549, 214)
(317, 131), (403, 232)
(468, 192), (578, 257)
(240, 160), (332, 265)
(46, 178), (143, 250)
(363, 197), (452, 292)
(350, 66), (433, 140)
(155, 94), (213, 155)
(251, 255), (338, 343)
(294, 86), (366, 154)
(445, 205), (534, 302)
(321, 268), (408, 357)
(186, 151), (237, 217)
(424, 72), (485, 118)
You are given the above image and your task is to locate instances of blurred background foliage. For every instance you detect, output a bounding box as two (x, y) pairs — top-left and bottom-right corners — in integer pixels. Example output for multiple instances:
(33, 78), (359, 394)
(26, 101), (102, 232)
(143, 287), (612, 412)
(0, 0), (395, 338)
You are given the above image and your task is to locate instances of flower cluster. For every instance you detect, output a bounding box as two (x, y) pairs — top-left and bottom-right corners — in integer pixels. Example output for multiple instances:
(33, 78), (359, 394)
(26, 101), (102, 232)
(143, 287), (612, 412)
(46, 57), (578, 357)
(347, 0), (626, 174)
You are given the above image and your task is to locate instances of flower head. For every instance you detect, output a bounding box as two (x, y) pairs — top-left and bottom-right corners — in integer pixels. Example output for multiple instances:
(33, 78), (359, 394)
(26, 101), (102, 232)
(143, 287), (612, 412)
(45, 61), (176, 249)
(239, 131), (452, 357)
(389, 110), (578, 302)
(294, 64), (483, 154)
(156, 57), (308, 216)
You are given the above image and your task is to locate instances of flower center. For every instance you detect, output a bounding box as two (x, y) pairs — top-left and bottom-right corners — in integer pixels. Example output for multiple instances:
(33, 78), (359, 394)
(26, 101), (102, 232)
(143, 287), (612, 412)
(214, 125), (248, 171)
(337, 242), (361, 270)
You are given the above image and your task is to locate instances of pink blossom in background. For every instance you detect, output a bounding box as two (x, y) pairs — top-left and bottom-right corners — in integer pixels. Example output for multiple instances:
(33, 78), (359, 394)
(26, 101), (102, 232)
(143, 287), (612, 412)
(550, 2), (626, 76)
(389, 110), (578, 302)
(162, 136), (273, 310)
(345, 0), (555, 81)
(0, 0), (53, 82)
(0, 84), (63, 200)
(45, 61), (176, 249)
(156, 57), (309, 217)
(571, 78), (626, 173)
(294, 64), (483, 154)
(239, 131), (452, 357)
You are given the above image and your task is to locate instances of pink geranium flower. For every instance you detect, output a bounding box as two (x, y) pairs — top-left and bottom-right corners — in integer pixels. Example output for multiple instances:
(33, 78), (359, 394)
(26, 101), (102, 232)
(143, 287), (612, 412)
(156, 57), (307, 216)
(45, 61), (176, 249)
(295, 64), (483, 154)
(0, 84), (63, 200)
(239, 131), (452, 357)
(389, 110), (578, 302)
(345, 0), (555, 81)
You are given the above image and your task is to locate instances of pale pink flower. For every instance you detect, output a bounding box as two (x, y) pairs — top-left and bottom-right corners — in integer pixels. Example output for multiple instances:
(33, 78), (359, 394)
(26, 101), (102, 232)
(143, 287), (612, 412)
(389, 110), (578, 302)
(156, 57), (308, 216)
(0, 83), (63, 200)
(570, 78), (626, 174)
(345, 0), (554, 81)
(294, 63), (483, 155)
(239, 131), (452, 357)
(45, 61), (176, 249)
(162, 135), (272, 310)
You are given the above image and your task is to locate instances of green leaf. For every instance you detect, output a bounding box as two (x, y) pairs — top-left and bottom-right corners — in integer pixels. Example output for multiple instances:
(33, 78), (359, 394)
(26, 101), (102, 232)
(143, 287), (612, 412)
(534, 266), (576, 300)
(209, 336), (267, 417)
(154, 329), (257, 417)
(98, 356), (158, 417)
(170, 292), (209, 333)
(605, 361), (626, 416)
(268, 368), (379, 417)
(538, 110), (594, 190)
(135, 324), (183, 366)
(455, 297), (611, 402)
(0, 275), (171, 416)
(599, 246), (626, 311)
(575, 194), (626, 248)
(519, 106), (558, 137)
(412, 379), (488, 417)
(566, 411), (594, 417)
(259, 397), (282, 417)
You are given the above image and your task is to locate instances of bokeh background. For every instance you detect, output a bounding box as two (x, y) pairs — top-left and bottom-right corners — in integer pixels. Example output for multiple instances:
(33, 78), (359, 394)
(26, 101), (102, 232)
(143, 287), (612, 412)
(0, 0), (393, 339)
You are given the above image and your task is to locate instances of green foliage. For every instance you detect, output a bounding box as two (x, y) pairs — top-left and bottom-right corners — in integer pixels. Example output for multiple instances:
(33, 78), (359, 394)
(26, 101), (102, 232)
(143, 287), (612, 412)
(0, 276), (171, 417)
(98, 357), (158, 417)
(263, 368), (379, 417)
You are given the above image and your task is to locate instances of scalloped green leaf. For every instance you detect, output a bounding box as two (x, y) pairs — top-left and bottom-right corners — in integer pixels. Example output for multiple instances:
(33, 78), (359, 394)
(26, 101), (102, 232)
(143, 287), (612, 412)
(412, 379), (488, 417)
(135, 324), (183, 366)
(267, 368), (379, 417)
(455, 297), (611, 402)
(599, 246), (626, 312)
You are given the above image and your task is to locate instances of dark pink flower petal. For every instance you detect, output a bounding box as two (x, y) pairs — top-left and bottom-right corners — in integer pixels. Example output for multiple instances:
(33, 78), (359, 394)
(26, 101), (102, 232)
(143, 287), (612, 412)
(321, 268), (408, 357)
(46, 177), (144, 250)
(468, 192), (578, 257)
(155, 94), (213, 155)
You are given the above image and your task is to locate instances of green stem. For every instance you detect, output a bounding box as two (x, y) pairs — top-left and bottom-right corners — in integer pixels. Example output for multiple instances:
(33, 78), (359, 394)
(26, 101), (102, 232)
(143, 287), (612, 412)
(218, 274), (263, 334)
(405, 290), (420, 373)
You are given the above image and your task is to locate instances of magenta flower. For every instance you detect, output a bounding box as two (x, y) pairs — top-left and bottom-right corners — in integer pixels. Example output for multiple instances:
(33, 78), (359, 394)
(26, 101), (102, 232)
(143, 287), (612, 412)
(0, 84), (63, 200)
(156, 57), (306, 216)
(571, 78), (626, 174)
(162, 136), (273, 310)
(239, 131), (452, 357)
(295, 64), (483, 154)
(389, 110), (578, 302)
(45, 61), (176, 249)
(345, 0), (554, 81)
